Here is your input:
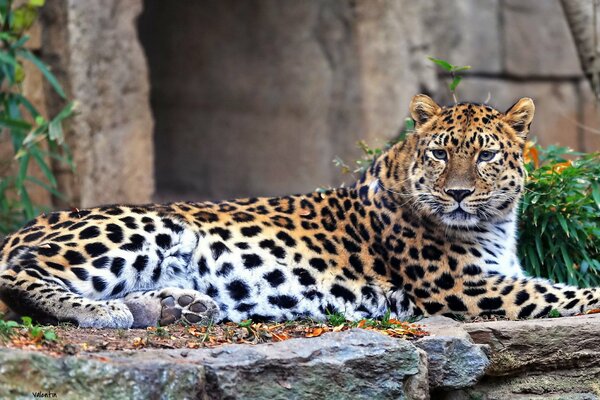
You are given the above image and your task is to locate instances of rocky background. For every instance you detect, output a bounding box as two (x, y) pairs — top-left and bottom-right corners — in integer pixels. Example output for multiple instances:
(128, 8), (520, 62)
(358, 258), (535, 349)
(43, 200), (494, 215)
(17, 0), (600, 208)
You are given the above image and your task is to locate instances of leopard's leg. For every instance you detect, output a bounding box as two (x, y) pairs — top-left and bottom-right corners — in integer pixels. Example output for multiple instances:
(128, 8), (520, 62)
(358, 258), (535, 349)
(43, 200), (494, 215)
(123, 288), (220, 328)
(0, 268), (134, 328)
(409, 269), (600, 319)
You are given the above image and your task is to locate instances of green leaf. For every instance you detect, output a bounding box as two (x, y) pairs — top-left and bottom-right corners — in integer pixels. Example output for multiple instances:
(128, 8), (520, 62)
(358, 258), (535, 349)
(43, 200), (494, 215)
(559, 244), (573, 269)
(16, 153), (29, 187)
(238, 319), (253, 328)
(12, 6), (38, 32)
(449, 76), (462, 92)
(52, 101), (76, 122)
(29, 0), (46, 7)
(527, 246), (541, 277)
(29, 326), (42, 338)
(534, 235), (544, 260)
(13, 94), (41, 118)
(427, 56), (454, 71)
(30, 148), (57, 187)
(0, 50), (18, 65)
(548, 309), (561, 318)
(592, 182), (600, 210)
(556, 214), (570, 237)
(10, 34), (30, 50)
(22, 123), (48, 146)
(0, 32), (17, 41)
(17, 49), (66, 98)
(0, 117), (31, 130)
(25, 177), (65, 200)
(14, 61), (24, 83)
(450, 65), (472, 73)
(43, 330), (57, 341)
(580, 260), (589, 274)
(21, 316), (32, 327)
(48, 119), (63, 143)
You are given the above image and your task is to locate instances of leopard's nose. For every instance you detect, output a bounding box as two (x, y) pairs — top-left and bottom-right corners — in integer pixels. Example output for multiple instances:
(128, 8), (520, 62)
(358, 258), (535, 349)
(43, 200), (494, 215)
(445, 188), (474, 202)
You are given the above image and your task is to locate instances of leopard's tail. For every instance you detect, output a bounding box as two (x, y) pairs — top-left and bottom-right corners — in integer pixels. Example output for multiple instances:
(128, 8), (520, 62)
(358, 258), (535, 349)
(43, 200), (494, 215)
(414, 272), (600, 319)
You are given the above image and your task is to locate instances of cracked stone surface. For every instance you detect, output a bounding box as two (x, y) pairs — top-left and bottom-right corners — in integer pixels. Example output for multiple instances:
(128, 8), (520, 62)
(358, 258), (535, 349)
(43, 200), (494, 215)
(0, 329), (429, 400)
(415, 316), (490, 390)
(428, 314), (600, 400)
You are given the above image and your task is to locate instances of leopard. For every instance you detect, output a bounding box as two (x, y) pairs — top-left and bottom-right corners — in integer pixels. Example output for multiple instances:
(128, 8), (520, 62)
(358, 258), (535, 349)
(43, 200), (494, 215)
(0, 94), (598, 329)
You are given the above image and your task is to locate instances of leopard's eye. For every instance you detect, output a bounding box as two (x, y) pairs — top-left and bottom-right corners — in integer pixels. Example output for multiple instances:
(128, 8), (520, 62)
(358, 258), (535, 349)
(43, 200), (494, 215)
(478, 150), (496, 162)
(431, 149), (447, 160)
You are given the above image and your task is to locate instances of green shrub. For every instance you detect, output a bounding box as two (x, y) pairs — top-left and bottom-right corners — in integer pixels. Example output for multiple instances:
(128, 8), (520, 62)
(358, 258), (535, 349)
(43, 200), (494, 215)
(0, 0), (74, 235)
(519, 144), (600, 287)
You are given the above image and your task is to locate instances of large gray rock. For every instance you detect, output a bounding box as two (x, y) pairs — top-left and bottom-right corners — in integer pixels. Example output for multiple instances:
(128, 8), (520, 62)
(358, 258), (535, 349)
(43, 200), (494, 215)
(416, 316), (490, 390)
(503, 0), (582, 77)
(464, 314), (600, 376)
(423, 0), (502, 74)
(0, 329), (429, 400)
(0, 349), (202, 400)
(440, 314), (600, 400)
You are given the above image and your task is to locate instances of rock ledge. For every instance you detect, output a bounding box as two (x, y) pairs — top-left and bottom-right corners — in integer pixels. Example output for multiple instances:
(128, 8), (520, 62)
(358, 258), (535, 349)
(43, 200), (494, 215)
(2, 315), (599, 399)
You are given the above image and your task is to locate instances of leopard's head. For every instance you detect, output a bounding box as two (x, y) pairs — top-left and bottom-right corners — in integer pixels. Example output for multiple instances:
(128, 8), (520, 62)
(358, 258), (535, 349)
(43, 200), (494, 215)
(402, 94), (534, 227)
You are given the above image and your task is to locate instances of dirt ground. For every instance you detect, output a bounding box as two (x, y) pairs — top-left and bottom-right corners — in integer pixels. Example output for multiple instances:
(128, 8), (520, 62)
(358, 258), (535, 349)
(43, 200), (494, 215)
(0, 318), (429, 356)
(4, 310), (593, 356)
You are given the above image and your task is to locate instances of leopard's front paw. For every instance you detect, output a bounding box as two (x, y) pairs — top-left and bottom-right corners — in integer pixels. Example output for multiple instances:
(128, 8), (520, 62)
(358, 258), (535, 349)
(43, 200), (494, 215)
(159, 288), (219, 326)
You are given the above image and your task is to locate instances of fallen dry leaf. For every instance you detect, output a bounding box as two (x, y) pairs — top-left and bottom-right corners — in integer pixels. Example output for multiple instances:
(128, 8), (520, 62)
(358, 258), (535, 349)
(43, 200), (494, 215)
(271, 332), (290, 342)
(305, 327), (325, 338)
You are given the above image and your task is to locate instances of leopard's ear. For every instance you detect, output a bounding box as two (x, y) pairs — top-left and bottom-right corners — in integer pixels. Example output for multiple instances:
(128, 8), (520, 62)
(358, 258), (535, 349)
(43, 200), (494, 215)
(409, 94), (441, 126)
(504, 98), (535, 139)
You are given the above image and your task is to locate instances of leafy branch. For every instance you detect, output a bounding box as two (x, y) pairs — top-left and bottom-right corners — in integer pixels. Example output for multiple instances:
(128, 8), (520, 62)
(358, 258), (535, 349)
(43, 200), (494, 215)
(0, 0), (74, 235)
(427, 56), (471, 103)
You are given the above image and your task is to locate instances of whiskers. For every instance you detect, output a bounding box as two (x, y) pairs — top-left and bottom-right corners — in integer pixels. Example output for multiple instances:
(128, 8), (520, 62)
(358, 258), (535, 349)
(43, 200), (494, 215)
(376, 179), (411, 196)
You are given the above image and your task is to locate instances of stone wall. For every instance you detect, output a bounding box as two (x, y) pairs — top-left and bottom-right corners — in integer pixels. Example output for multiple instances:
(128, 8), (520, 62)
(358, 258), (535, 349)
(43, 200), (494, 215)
(8, 0), (594, 207)
(39, 0), (154, 208)
(139, 0), (599, 203)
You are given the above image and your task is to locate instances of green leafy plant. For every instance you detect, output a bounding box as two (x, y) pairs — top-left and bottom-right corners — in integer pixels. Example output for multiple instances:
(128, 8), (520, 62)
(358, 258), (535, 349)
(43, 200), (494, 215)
(0, 315), (57, 342)
(238, 319), (253, 328)
(519, 144), (600, 287)
(0, 316), (18, 341)
(147, 325), (170, 338)
(325, 310), (346, 326)
(21, 315), (57, 341)
(0, 0), (74, 235)
(548, 308), (562, 318)
(333, 118), (414, 178)
(428, 56), (471, 100)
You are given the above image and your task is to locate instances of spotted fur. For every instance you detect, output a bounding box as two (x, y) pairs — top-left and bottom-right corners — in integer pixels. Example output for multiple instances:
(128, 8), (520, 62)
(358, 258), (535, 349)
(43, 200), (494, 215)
(0, 95), (598, 328)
